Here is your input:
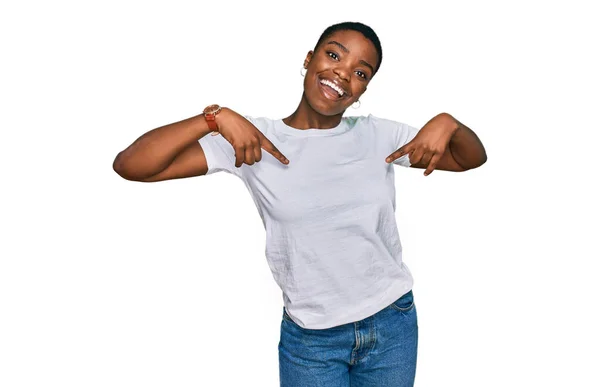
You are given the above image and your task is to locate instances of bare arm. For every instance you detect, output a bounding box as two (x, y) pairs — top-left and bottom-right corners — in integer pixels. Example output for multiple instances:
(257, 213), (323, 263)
(113, 107), (289, 182)
(386, 113), (487, 176)
(444, 114), (487, 170)
(112, 111), (217, 181)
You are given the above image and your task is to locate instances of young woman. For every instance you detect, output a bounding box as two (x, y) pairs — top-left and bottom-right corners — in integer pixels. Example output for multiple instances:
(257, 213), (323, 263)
(113, 21), (486, 387)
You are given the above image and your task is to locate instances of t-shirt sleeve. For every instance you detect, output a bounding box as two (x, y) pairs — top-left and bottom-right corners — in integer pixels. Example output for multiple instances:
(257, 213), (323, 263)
(369, 114), (420, 167)
(198, 114), (256, 177)
(391, 121), (419, 167)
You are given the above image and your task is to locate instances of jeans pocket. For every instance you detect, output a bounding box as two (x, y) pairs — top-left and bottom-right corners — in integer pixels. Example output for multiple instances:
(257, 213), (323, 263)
(388, 289), (415, 313)
(282, 307), (294, 322)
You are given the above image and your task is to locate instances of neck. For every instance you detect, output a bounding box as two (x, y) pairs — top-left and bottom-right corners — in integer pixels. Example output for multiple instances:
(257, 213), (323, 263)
(282, 92), (344, 130)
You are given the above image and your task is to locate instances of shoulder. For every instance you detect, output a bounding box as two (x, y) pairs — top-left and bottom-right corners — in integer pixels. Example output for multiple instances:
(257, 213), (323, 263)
(242, 115), (278, 135)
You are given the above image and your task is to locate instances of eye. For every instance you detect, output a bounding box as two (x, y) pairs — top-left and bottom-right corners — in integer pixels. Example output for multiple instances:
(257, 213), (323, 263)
(356, 71), (368, 80)
(326, 51), (339, 60)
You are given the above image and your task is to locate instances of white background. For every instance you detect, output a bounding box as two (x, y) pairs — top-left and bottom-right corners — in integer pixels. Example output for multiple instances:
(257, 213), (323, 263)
(1, 0), (599, 386)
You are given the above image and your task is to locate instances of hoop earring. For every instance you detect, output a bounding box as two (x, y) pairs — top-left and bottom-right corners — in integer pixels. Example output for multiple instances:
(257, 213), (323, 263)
(352, 100), (361, 109)
(300, 66), (307, 77)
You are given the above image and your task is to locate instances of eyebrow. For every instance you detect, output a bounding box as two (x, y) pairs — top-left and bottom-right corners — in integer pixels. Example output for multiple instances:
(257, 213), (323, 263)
(326, 40), (375, 75)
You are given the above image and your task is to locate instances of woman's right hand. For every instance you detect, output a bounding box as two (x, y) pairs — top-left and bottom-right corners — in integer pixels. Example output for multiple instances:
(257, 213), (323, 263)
(213, 108), (289, 168)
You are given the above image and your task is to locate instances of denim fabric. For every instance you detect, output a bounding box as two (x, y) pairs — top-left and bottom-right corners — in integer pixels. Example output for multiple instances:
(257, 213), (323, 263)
(278, 290), (418, 386)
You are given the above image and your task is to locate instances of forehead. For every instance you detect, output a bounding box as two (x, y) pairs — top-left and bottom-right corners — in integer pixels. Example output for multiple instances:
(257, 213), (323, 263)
(321, 30), (378, 65)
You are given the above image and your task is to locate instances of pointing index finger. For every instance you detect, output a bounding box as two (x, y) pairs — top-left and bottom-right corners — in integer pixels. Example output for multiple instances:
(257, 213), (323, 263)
(259, 133), (289, 165)
(386, 143), (413, 163)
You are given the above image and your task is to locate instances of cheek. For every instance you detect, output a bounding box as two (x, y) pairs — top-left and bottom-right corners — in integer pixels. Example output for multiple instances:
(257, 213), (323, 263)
(303, 76), (310, 92)
(304, 73), (318, 93)
(353, 86), (367, 100)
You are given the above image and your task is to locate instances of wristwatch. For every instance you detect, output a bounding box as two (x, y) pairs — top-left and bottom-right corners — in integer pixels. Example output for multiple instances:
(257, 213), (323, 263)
(203, 104), (222, 136)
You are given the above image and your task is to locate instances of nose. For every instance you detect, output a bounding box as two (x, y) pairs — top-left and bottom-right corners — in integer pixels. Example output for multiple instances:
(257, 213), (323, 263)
(333, 66), (351, 82)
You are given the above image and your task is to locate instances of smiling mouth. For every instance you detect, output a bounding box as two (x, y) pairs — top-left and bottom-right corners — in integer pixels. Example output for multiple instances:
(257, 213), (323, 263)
(317, 78), (347, 101)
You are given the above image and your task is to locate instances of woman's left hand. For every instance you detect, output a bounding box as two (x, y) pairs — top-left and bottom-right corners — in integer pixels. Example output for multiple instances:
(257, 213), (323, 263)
(385, 113), (458, 176)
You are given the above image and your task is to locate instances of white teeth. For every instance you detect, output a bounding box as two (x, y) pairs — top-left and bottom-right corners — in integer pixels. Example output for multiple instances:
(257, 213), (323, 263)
(320, 79), (344, 97)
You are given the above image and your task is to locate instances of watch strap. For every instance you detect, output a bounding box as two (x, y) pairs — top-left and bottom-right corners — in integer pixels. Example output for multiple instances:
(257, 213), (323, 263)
(203, 104), (222, 135)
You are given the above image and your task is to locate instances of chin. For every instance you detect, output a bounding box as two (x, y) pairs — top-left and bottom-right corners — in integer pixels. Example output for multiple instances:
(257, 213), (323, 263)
(305, 93), (348, 116)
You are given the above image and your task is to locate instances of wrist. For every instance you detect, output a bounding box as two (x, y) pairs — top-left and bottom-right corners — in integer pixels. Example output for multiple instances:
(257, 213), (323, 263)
(203, 104), (227, 135)
(214, 107), (231, 126)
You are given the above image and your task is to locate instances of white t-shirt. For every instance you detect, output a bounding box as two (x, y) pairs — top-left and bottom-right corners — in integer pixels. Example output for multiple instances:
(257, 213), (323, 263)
(199, 114), (419, 329)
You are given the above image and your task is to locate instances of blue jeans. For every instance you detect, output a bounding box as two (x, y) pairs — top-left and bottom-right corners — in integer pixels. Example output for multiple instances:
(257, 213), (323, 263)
(279, 290), (418, 387)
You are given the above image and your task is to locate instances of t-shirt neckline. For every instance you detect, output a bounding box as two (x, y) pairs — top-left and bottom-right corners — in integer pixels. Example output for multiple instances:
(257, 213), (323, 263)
(276, 117), (351, 137)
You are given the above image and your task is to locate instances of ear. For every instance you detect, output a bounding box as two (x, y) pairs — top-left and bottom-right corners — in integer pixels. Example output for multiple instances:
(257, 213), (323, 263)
(304, 50), (313, 67)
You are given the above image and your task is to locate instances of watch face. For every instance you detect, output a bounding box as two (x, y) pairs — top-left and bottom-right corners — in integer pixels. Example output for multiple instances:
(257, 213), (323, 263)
(203, 104), (221, 115)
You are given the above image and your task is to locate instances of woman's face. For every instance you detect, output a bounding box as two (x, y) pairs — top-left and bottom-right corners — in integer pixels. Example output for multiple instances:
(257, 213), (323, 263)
(303, 29), (379, 116)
